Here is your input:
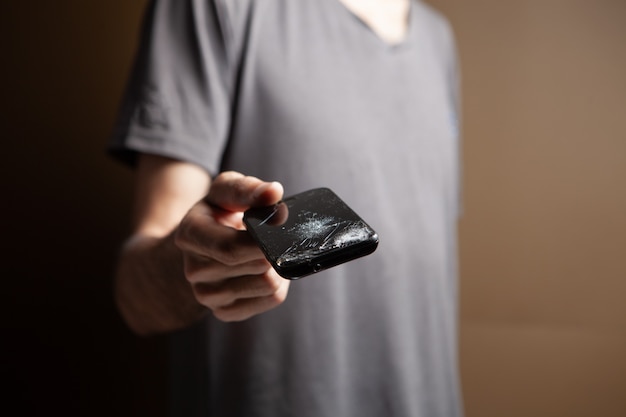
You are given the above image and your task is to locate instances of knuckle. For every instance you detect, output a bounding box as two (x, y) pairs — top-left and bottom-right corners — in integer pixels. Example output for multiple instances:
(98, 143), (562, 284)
(212, 307), (241, 323)
(214, 240), (241, 265)
(182, 256), (209, 284)
(181, 258), (197, 283)
(211, 308), (229, 322)
(183, 268), (197, 284)
(269, 288), (288, 306)
(260, 273), (282, 293)
(173, 217), (194, 250)
(194, 283), (233, 309)
(173, 227), (186, 250)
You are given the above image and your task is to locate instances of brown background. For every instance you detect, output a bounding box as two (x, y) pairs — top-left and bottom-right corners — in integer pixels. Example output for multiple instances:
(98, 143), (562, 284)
(429, 0), (626, 416)
(2, 0), (624, 416)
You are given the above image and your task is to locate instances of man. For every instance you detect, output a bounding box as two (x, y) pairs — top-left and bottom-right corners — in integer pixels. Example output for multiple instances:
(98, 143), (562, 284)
(110, 0), (463, 416)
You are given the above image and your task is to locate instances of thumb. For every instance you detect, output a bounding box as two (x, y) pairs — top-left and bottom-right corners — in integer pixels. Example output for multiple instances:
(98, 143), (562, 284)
(206, 171), (284, 212)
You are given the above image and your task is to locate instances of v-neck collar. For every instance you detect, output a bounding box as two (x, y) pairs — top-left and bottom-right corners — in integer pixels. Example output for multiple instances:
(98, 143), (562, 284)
(331, 0), (417, 50)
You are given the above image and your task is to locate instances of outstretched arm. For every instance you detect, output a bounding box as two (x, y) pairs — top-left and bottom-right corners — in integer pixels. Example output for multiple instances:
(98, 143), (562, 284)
(115, 154), (288, 335)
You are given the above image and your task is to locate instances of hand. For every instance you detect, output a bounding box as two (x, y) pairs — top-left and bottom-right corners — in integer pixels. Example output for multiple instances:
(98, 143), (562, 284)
(174, 171), (290, 322)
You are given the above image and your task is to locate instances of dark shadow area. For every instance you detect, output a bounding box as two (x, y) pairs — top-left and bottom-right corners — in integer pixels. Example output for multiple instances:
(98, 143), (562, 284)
(1, 2), (168, 416)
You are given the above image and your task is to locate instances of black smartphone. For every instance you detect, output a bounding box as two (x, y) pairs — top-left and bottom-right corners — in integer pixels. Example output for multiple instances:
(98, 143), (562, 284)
(243, 188), (379, 279)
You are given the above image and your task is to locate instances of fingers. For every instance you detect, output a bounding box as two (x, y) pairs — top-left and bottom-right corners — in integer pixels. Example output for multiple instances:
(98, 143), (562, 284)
(193, 269), (287, 309)
(211, 276), (290, 322)
(174, 171), (289, 322)
(186, 255), (290, 322)
(183, 255), (271, 284)
(175, 201), (262, 264)
(206, 171), (284, 212)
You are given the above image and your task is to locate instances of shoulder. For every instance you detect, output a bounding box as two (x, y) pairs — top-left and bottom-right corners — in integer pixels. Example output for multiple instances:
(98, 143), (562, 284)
(413, 0), (458, 75)
(414, 1), (453, 30)
(414, 0), (456, 47)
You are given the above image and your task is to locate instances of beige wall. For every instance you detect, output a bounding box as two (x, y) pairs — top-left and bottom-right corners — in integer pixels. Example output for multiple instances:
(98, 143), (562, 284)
(428, 0), (626, 416)
(2, 1), (624, 416)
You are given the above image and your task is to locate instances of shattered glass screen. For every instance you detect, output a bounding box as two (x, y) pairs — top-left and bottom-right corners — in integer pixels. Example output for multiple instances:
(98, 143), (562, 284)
(244, 188), (379, 278)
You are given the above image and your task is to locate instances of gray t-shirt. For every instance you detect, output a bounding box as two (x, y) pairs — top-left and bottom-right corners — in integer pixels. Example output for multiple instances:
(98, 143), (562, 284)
(111, 0), (463, 416)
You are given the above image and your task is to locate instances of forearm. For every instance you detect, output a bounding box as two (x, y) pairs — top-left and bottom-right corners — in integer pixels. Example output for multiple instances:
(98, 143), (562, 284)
(114, 231), (208, 335)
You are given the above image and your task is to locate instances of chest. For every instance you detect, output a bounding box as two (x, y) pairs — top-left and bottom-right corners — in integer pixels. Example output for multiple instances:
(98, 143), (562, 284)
(238, 7), (453, 150)
(225, 1), (457, 190)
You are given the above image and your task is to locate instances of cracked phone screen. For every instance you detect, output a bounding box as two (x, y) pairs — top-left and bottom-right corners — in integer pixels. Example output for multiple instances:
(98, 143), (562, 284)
(243, 188), (379, 279)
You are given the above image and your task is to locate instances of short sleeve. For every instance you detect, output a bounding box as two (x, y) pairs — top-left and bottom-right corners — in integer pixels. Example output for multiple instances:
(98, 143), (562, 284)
(109, 0), (234, 175)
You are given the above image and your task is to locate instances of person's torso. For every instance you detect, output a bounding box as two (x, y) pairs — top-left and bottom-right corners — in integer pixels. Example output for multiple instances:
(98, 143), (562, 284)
(172, 1), (463, 416)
